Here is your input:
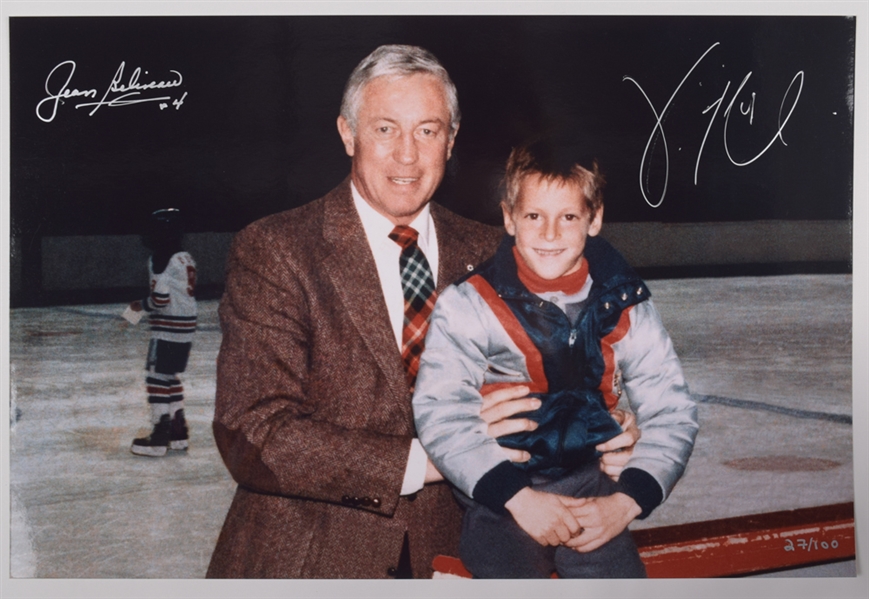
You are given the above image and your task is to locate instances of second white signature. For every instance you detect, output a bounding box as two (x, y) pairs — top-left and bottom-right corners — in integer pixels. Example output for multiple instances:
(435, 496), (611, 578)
(36, 60), (186, 123)
(623, 42), (804, 208)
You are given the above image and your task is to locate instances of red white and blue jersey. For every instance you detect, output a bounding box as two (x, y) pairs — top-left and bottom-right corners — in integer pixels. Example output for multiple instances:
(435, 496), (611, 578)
(143, 252), (198, 343)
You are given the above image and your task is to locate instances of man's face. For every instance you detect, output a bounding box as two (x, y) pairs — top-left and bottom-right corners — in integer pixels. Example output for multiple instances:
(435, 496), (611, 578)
(503, 174), (603, 280)
(337, 73), (456, 225)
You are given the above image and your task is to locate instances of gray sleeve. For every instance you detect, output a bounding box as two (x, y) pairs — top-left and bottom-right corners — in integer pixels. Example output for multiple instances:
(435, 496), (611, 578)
(412, 284), (516, 498)
(616, 299), (699, 501)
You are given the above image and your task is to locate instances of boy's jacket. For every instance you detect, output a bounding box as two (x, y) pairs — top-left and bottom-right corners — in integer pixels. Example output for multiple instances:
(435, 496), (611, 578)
(413, 235), (699, 515)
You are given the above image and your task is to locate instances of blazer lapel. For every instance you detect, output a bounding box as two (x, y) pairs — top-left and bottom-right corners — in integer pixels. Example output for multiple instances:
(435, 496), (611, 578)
(319, 180), (411, 410)
(431, 203), (478, 293)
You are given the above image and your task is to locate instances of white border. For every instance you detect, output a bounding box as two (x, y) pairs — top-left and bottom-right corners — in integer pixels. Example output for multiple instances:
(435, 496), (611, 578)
(2, 2), (866, 598)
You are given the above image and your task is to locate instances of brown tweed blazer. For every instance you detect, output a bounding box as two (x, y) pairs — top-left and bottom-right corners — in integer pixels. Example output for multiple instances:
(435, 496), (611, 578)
(207, 178), (502, 578)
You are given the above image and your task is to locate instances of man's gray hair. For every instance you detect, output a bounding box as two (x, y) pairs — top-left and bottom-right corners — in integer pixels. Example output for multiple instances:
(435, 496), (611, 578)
(340, 44), (460, 136)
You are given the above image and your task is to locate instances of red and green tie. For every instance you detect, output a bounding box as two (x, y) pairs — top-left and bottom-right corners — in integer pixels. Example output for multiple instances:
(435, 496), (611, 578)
(388, 225), (437, 389)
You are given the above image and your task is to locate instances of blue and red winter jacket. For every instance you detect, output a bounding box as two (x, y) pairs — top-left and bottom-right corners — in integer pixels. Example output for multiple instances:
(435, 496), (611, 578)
(413, 235), (698, 516)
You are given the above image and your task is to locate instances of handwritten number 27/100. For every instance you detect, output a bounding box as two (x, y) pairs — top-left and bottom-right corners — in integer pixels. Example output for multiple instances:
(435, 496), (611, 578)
(623, 42), (805, 208)
(784, 538), (839, 552)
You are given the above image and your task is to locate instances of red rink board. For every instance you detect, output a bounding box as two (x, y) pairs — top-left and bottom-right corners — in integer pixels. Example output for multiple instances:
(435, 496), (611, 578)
(433, 502), (855, 578)
(633, 502), (855, 577)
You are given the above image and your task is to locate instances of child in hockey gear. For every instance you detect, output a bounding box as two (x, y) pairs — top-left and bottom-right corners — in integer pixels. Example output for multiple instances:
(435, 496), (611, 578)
(129, 208), (197, 457)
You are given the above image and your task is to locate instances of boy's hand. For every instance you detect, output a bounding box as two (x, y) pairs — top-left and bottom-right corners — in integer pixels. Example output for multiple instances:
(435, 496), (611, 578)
(597, 409), (640, 481)
(481, 385), (539, 463)
(505, 488), (582, 546)
(563, 493), (641, 553)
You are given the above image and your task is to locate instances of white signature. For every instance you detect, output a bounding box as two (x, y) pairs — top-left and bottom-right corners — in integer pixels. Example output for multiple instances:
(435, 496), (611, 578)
(623, 42), (804, 208)
(36, 60), (186, 123)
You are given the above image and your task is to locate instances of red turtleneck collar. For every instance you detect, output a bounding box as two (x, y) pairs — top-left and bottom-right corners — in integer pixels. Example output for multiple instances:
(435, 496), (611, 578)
(513, 246), (589, 295)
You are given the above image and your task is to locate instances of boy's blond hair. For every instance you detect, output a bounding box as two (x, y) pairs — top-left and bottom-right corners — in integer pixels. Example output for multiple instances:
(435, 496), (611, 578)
(503, 137), (606, 218)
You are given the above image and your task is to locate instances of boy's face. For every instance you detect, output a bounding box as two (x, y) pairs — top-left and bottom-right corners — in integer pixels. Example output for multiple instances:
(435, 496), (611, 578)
(503, 173), (602, 281)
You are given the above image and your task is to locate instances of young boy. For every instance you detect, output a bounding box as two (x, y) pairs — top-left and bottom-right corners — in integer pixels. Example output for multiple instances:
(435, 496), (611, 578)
(128, 208), (198, 457)
(412, 138), (699, 578)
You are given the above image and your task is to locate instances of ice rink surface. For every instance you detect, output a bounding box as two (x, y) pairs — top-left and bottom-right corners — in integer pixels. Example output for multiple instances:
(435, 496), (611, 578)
(7, 274), (855, 578)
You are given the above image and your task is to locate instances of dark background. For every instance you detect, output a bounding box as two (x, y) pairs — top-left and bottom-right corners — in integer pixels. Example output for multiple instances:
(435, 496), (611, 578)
(10, 16), (855, 232)
(8, 16), (856, 306)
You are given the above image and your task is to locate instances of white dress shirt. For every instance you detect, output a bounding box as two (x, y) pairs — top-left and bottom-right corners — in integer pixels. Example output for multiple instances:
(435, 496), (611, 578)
(351, 183), (437, 495)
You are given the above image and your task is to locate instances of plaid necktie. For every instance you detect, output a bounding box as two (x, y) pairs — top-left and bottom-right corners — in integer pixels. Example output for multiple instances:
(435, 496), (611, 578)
(388, 225), (437, 388)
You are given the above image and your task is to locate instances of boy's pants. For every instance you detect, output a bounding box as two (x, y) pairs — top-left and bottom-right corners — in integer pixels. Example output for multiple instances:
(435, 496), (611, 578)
(456, 460), (647, 579)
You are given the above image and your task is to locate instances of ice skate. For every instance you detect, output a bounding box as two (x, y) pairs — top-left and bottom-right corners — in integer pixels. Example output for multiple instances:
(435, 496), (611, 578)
(131, 414), (171, 457)
(169, 409), (189, 451)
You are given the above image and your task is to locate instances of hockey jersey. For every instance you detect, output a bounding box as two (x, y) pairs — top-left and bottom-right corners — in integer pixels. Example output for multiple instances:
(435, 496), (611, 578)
(143, 251), (198, 343)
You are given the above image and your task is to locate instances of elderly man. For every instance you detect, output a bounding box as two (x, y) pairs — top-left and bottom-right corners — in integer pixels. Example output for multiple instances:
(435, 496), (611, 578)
(207, 44), (636, 579)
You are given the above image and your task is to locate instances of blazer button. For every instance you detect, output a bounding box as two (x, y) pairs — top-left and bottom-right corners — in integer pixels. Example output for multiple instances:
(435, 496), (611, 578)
(341, 495), (352, 505)
(371, 497), (382, 508)
(387, 567), (398, 577)
(360, 497), (372, 506)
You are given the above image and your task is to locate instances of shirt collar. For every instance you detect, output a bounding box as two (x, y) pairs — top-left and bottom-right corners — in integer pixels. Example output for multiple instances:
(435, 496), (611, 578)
(351, 181), (433, 250)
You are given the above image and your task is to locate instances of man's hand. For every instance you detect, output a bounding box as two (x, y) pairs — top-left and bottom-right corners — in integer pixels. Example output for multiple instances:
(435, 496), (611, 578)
(597, 409), (640, 481)
(480, 385), (539, 463)
(129, 300), (143, 312)
(563, 493), (641, 553)
(505, 488), (582, 546)
(422, 385), (538, 484)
